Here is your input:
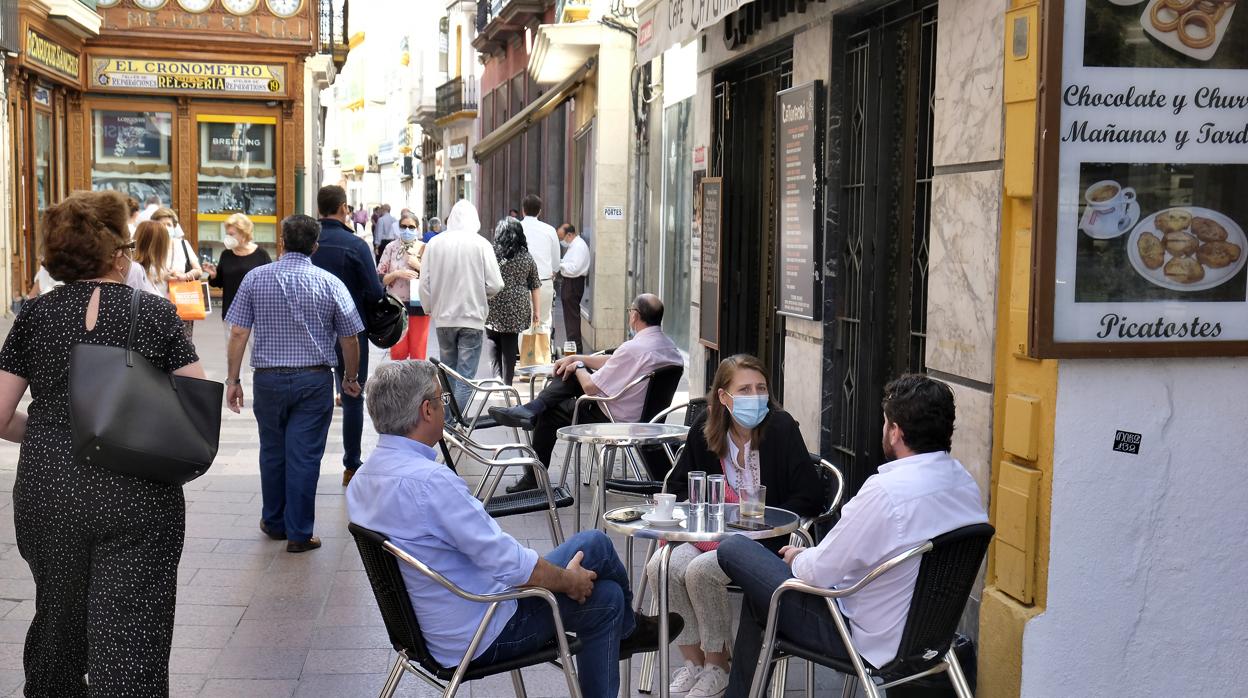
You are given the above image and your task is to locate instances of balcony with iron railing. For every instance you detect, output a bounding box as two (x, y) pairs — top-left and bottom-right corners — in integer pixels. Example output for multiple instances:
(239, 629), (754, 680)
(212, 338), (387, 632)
(473, 0), (550, 53)
(319, 0), (350, 69)
(435, 76), (479, 122)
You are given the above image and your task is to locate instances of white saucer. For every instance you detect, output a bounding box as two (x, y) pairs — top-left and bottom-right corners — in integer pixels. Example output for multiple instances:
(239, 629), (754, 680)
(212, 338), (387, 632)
(1080, 200), (1139, 240)
(641, 511), (683, 526)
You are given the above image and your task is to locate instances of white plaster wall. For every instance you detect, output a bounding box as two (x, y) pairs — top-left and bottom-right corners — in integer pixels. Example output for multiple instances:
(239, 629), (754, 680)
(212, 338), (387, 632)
(1021, 358), (1248, 696)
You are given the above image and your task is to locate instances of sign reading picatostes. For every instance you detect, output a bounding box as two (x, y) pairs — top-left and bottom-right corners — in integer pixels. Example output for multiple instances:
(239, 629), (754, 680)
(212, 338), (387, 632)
(1034, 0), (1248, 356)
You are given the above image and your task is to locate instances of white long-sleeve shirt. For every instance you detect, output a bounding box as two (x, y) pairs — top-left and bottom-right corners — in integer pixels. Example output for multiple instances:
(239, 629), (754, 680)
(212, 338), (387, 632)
(418, 201), (504, 330)
(520, 216), (561, 280)
(791, 450), (987, 668)
(559, 235), (590, 278)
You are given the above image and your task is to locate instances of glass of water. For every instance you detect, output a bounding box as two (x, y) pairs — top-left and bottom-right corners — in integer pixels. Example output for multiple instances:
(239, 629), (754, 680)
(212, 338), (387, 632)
(563, 340), (577, 357)
(740, 484), (767, 518)
(688, 471), (707, 515)
(707, 474), (726, 517)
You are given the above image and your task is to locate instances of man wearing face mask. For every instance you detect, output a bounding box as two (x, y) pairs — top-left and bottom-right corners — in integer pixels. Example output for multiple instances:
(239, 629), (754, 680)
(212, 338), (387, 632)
(489, 293), (684, 493)
(556, 224), (590, 353)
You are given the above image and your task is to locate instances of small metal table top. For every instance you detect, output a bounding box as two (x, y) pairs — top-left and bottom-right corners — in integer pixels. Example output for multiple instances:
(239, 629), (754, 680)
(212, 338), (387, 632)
(514, 363), (556, 377)
(556, 422), (689, 446)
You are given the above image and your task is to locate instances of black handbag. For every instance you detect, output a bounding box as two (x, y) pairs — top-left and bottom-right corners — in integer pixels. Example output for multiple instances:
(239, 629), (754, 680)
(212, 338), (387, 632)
(68, 289), (223, 486)
(366, 292), (408, 349)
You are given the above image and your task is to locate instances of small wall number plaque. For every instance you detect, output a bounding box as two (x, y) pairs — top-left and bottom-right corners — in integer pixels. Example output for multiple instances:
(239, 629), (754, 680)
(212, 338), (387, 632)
(1112, 430), (1141, 455)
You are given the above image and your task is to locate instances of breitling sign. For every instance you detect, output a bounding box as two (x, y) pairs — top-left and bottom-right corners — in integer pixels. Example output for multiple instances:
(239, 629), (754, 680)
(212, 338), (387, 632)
(98, 6), (313, 45)
(91, 58), (287, 98)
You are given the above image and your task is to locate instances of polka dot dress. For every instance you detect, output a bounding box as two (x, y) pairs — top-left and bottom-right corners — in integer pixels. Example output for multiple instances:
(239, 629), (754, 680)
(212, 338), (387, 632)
(0, 281), (199, 696)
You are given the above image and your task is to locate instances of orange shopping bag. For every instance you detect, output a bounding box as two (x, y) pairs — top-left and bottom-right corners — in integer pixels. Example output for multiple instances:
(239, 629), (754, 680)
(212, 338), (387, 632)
(168, 281), (207, 321)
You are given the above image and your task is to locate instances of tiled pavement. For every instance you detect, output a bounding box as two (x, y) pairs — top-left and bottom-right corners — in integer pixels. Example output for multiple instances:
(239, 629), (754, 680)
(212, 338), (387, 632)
(0, 312), (850, 696)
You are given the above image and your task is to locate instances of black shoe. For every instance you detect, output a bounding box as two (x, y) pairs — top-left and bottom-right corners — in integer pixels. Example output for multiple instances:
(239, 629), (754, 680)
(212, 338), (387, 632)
(286, 537), (322, 553)
(488, 404), (539, 430)
(259, 520), (286, 540)
(505, 470), (539, 494)
(619, 612), (684, 658)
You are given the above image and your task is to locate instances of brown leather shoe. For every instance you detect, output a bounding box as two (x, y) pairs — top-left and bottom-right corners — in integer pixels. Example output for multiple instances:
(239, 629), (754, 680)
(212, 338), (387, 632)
(342, 469), (355, 487)
(286, 537), (322, 553)
(259, 520), (286, 540)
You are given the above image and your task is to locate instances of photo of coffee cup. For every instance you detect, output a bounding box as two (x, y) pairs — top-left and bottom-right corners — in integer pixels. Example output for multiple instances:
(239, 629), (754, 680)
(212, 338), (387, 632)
(1085, 180), (1135, 210)
(1081, 180), (1139, 239)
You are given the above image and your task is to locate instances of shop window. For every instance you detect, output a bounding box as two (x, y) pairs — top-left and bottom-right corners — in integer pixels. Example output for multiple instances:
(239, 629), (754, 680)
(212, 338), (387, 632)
(91, 109), (173, 217)
(661, 98), (693, 352)
(197, 116), (278, 261)
(34, 110), (52, 264)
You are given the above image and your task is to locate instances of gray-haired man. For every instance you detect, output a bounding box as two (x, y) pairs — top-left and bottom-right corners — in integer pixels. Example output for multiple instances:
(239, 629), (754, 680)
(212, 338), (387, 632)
(346, 360), (678, 697)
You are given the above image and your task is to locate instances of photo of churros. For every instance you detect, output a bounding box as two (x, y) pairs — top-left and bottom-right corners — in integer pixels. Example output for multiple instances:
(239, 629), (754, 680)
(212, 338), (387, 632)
(1142, 0), (1237, 61)
(1084, 0), (1248, 69)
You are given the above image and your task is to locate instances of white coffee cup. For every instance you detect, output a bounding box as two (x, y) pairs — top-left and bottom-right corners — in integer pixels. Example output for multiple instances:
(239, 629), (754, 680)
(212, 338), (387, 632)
(1082, 180), (1137, 239)
(653, 493), (677, 519)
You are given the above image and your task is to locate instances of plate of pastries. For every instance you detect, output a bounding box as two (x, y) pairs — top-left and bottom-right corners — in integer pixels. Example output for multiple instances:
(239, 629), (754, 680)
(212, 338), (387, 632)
(1128, 206), (1246, 290)
(1141, 0), (1238, 61)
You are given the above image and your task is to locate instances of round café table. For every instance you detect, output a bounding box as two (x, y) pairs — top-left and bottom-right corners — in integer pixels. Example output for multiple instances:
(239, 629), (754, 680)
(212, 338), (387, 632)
(556, 423), (689, 530)
(513, 363), (556, 401)
(602, 503), (801, 698)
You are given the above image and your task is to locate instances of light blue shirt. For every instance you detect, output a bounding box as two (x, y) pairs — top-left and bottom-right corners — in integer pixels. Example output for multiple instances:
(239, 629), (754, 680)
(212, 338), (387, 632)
(345, 434), (539, 667)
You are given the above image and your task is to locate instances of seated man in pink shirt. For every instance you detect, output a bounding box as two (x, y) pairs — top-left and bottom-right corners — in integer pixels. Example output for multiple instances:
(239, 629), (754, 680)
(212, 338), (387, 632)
(490, 293), (684, 493)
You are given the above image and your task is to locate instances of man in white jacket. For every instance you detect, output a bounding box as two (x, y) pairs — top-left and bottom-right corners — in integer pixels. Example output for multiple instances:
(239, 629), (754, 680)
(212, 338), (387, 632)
(418, 199), (504, 410)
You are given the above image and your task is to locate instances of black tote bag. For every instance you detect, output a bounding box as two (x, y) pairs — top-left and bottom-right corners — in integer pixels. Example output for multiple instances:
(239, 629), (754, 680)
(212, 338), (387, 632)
(69, 289), (223, 486)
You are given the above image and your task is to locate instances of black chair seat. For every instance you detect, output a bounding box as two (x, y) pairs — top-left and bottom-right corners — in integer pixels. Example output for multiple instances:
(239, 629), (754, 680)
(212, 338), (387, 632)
(484, 486), (575, 518)
(604, 478), (662, 496)
(460, 415), (504, 431)
(426, 636), (584, 681)
(774, 637), (879, 678)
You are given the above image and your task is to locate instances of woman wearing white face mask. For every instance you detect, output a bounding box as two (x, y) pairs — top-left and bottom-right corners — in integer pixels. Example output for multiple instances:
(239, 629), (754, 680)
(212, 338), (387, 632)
(376, 213), (430, 360)
(204, 213), (271, 333)
(647, 354), (823, 698)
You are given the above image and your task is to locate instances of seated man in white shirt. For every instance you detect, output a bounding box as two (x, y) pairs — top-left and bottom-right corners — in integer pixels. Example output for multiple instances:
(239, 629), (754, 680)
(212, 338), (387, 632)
(715, 374), (988, 697)
(346, 360), (680, 698)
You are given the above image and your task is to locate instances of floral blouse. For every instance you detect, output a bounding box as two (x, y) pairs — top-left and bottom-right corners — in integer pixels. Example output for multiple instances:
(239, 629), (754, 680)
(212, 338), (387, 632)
(486, 247), (541, 333)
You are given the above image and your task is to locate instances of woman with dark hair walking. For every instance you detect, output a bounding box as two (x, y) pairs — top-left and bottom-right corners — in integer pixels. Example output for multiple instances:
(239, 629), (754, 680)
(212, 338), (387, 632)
(485, 217), (541, 385)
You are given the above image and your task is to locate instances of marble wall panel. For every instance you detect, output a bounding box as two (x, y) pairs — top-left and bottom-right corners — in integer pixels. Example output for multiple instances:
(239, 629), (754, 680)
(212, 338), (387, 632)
(783, 317), (824, 450)
(933, 0), (1006, 166)
(926, 169), (1001, 385)
(949, 382), (993, 511)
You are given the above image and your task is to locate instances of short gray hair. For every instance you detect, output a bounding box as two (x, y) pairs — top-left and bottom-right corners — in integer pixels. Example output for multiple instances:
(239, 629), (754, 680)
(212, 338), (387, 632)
(366, 361), (442, 436)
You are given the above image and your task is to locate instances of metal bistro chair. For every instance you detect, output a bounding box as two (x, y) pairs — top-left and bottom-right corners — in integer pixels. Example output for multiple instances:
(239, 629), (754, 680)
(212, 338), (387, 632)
(634, 454), (846, 697)
(347, 523), (583, 698)
(603, 398), (709, 501)
(441, 429), (574, 547)
(429, 356), (524, 440)
(557, 364), (685, 492)
(747, 522), (995, 698)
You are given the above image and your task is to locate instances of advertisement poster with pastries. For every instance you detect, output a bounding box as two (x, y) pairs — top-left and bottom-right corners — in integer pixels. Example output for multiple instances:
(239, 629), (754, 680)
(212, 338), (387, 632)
(1085, 0), (1245, 68)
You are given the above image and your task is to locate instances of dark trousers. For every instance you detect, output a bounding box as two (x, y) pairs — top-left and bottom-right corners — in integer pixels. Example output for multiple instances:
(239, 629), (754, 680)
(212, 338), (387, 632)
(333, 331), (370, 471)
(531, 372), (608, 468)
(253, 369), (335, 542)
(486, 328), (520, 385)
(477, 530), (635, 698)
(717, 536), (852, 698)
(561, 275), (585, 353)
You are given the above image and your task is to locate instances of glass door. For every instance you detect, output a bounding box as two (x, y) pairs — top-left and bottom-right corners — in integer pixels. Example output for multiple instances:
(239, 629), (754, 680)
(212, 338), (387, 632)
(33, 108), (52, 272)
(661, 98), (693, 353)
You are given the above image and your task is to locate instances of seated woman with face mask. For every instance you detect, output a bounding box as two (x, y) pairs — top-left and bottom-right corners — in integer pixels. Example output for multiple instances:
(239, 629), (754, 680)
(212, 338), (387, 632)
(646, 354), (824, 698)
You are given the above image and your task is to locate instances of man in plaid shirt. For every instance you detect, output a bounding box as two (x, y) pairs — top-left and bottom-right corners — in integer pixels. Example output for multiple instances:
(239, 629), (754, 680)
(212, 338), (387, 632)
(224, 215), (365, 553)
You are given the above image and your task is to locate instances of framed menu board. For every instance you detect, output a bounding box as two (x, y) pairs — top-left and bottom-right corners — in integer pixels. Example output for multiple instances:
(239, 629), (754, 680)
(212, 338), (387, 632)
(1032, 0), (1248, 357)
(775, 80), (824, 320)
(699, 177), (723, 350)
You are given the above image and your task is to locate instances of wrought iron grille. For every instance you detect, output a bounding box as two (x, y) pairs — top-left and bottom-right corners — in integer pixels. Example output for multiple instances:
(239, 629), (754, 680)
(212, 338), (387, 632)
(436, 77), (479, 119)
(318, 0), (348, 64)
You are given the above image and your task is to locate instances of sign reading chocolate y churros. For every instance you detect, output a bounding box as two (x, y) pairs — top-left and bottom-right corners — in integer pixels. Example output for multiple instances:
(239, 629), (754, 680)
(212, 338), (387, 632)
(1033, 0), (1248, 356)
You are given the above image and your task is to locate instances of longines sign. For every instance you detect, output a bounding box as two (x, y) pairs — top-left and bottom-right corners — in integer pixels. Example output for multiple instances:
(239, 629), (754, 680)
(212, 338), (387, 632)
(91, 58), (287, 98)
(24, 29), (80, 81)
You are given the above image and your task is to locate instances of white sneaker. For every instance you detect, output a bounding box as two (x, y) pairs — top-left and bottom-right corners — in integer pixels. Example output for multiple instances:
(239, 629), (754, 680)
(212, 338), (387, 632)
(669, 661), (703, 693)
(687, 664), (729, 698)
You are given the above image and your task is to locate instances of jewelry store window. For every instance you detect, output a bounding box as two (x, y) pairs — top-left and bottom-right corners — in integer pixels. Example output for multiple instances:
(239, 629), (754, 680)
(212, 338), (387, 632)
(196, 115), (278, 262)
(90, 108), (174, 216)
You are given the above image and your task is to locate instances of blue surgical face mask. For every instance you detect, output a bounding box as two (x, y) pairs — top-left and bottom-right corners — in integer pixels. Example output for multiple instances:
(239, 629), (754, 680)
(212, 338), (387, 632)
(728, 394), (769, 429)
(400, 229), (419, 242)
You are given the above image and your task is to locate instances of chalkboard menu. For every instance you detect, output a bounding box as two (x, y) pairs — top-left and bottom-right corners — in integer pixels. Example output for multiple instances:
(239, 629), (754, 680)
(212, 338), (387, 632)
(699, 177), (723, 349)
(776, 81), (823, 320)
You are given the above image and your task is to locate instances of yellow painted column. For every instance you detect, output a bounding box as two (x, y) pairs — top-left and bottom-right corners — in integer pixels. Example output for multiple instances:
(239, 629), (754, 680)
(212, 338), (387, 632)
(978, 1), (1059, 695)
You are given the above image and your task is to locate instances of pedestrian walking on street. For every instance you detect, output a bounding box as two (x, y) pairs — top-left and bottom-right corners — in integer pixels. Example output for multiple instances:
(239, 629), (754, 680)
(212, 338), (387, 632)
(373, 203), (399, 261)
(558, 223), (591, 353)
(150, 207), (203, 338)
(134, 219), (174, 296)
(486, 217), (541, 385)
(519, 194), (562, 348)
(203, 212), (272, 322)
(422, 215), (443, 244)
(224, 214), (364, 553)
(418, 199), (504, 410)
(312, 185), (386, 486)
(0, 190), (205, 694)
(377, 212), (431, 360)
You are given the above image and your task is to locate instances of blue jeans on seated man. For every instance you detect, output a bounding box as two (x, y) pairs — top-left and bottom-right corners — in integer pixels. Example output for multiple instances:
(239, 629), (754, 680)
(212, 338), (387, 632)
(334, 331), (370, 472)
(717, 535), (851, 698)
(475, 530), (636, 698)
(252, 369), (335, 542)
(435, 326), (484, 415)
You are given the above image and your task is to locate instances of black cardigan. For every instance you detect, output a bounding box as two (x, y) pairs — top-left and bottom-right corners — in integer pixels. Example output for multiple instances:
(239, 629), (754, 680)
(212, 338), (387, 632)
(669, 409), (824, 550)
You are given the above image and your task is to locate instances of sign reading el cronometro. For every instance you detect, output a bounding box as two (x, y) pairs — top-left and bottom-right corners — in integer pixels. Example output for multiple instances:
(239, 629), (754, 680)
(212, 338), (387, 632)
(91, 58), (286, 98)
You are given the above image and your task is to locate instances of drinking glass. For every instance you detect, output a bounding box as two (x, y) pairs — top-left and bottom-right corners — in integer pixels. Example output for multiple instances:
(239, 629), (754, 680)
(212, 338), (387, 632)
(688, 471), (707, 516)
(707, 474), (726, 517)
(740, 485), (767, 518)
(563, 340), (578, 357)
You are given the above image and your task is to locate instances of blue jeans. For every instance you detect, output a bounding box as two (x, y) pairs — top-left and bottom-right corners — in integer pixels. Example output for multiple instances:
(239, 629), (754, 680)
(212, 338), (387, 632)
(252, 369), (335, 542)
(476, 530), (635, 698)
(435, 326), (484, 413)
(717, 536), (851, 698)
(334, 331), (370, 471)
